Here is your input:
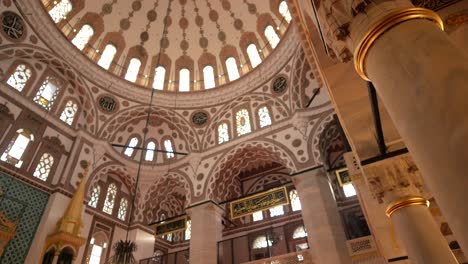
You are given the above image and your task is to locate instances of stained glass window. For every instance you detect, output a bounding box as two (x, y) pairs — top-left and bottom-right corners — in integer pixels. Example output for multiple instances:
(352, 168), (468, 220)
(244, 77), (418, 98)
(71, 24), (94, 50)
(203, 65), (215, 89)
(289, 189), (302, 211)
(252, 235), (272, 249)
(117, 198), (128, 221)
(252, 211), (263, 222)
(179, 68), (190, 92)
(1, 129), (34, 168)
(97, 44), (117, 70)
(60, 100), (78, 125)
(145, 141), (156, 161)
(33, 153), (54, 181)
(343, 183), (357, 197)
(164, 139), (174, 159)
(88, 185), (100, 208)
(279, 1), (292, 23)
(236, 109), (251, 136)
(153, 66), (166, 90)
(124, 58), (141, 82)
(247, 44), (262, 68)
(6, 64), (32, 92)
(225, 57), (240, 81)
(103, 183), (117, 214)
(124, 137), (138, 157)
(265, 25), (280, 48)
(185, 219), (191, 240)
(33, 76), (62, 110)
(218, 123), (229, 144)
(269, 205), (284, 217)
(258, 106), (272, 128)
(49, 0), (72, 23)
(293, 225), (307, 239)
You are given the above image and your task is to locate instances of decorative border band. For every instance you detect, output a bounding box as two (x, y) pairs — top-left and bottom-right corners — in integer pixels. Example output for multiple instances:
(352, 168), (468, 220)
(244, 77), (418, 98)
(385, 196), (430, 217)
(354, 7), (444, 80)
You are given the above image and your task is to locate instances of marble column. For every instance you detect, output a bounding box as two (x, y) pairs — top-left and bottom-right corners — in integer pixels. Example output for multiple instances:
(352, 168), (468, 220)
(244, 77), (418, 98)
(187, 201), (223, 264)
(350, 0), (468, 253)
(292, 168), (351, 264)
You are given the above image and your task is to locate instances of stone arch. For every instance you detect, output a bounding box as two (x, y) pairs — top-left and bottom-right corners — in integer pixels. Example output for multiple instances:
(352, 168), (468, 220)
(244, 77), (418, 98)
(310, 111), (335, 165)
(246, 172), (291, 194)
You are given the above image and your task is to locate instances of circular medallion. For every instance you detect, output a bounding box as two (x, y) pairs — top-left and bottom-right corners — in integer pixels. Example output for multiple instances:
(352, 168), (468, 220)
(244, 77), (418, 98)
(191, 111), (209, 126)
(98, 95), (119, 113)
(1, 11), (25, 40)
(272, 76), (288, 94)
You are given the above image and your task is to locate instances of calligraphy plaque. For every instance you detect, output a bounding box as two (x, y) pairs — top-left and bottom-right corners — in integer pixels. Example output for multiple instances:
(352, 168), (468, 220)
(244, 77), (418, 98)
(153, 216), (187, 236)
(336, 168), (351, 186)
(98, 95), (118, 113)
(230, 186), (289, 219)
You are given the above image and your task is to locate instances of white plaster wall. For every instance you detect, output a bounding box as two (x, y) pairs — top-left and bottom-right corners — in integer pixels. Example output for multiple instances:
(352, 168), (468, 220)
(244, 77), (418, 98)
(128, 229), (155, 261)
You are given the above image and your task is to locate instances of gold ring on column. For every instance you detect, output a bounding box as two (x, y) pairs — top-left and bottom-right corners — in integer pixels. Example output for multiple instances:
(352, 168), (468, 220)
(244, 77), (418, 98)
(385, 196), (430, 217)
(354, 7), (444, 81)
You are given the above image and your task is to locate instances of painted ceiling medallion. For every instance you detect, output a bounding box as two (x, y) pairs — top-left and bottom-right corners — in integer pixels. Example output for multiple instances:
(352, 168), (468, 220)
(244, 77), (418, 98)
(1, 11), (25, 40)
(98, 95), (119, 113)
(191, 111), (209, 126)
(272, 76), (288, 94)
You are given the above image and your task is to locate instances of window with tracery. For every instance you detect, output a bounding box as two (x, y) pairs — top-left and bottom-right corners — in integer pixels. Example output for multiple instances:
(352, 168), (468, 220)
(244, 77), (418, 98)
(6, 64), (32, 92)
(217, 123), (229, 144)
(33, 76), (62, 110)
(117, 198), (128, 221)
(88, 185), (101, 208)
(203, 65), (215, 89)
(293, 225), (308, 239)
(124, 58), (141, 82)
(164, 139), (174, 159)
(33, 153), (54, 181)
(103, 183), (117, 214)
(269, 205), (284, 217)
(179, 68), (190, 92)
(252, 211), (263, 222)
(97, 44), (117, 70)
(153, 66), (166, 90)
(60, 100), (78, 125)
(166, 233), (172, 242)
(258, 106), (272, 128)
(225, 57), (240, 81)
(1, 129), (34, 168)
(252, 235), (272, 249)
(124, 137), (139, 157)
(264, 25), (280, 48)
(278, 1), (292, 23)
(343, 183), (357, 197)
(289, 189), (302, 211)
(247, 44), (262, 68)
(72, 24), (94, 50)
(185, 219), (191, 240)
(236, 109), (252, 136)
(49, 0), (72, 23)
(145, 141), (156, 161)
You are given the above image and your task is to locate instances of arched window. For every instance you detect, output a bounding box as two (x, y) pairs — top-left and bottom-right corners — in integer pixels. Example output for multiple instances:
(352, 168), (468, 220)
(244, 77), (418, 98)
(225, 57), (240, 81)
(60, 100), (78, 125)
(289, 189), (302, 211)
(293, 225), (308, 239)
(247, 44), (262, 68)
(218, 123), (230, 144)
(124, 137), (139, 157)
(252, 211), (263, 222)
(278, 1), (292, 23)
(269, 205), (284, 217)
(1, 129), (34, 168)
(88, 185), (101, 208)
(34, 76), (62, 110)
(6, 64), (32, 92)
(153, 66), (166, 90)
(97, 44), (117, 70)
(185, 219), (191, 240)
(252, 235), (272, 249)
(236, 109), (252, 136)
(163, 139), (174, 159)
(258, 106), (272, 128)
(33, 153), (54, 181)
(124, 58), (142, 82)
(179, 68), (190, 92)
(145, 141), (156, 161)
(49, 0), (72, 23)
(203, 65), (215, 89)
(264, 25), (280, 48)
(166, 233), (173, 242)
(343, 183), (357, 197)
(117, 198), (128, 221)
(103, 183), (117, 214)
(72, 24), (94, 50)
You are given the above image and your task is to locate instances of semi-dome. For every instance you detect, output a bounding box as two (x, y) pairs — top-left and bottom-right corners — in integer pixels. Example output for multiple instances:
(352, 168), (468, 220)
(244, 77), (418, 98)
(43, 0), (292, 92)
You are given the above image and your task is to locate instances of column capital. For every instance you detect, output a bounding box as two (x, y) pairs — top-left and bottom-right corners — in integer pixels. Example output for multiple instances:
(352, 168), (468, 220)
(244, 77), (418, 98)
(186, 200), (224, 216)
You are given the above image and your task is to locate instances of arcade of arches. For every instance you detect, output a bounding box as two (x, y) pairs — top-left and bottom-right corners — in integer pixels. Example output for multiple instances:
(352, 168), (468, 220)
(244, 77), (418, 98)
(0, 0), (467, 263)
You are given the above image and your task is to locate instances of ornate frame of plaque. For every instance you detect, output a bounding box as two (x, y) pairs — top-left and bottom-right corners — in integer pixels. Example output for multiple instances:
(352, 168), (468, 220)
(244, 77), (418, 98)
(230, 186), (289, 219)
(336, 168), (351, 187)
(153, 216), (188, 236)
(97, 94), (119, 114)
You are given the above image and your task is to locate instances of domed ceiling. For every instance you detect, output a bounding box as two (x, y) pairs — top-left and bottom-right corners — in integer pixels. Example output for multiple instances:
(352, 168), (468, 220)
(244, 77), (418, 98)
(43, 0), (291, 92)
